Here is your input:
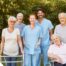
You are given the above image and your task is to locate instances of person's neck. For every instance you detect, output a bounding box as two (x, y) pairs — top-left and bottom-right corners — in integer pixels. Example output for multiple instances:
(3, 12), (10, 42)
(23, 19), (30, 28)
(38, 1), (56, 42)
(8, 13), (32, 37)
(56, 42), (62, 47)
(61, 23), (66, 27)
(17, 21), (22, 24)
(38, 18), (44, 24)
(30, 24), (35, 29)
(8, 27), (14, 32)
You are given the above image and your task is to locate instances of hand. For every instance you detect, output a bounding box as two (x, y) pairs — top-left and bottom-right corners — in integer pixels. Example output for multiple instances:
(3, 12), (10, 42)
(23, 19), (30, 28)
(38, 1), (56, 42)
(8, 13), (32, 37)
(54, 56), (62, 63)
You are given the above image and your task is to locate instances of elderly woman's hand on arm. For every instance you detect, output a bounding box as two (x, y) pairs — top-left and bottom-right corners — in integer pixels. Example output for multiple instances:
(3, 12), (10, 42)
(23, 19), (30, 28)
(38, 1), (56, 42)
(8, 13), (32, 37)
(48, 53), (62, 63)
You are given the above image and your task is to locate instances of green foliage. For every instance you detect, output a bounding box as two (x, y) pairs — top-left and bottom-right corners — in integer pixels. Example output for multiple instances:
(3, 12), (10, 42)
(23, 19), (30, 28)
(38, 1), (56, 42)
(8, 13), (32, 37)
(0, 0), (66, 28)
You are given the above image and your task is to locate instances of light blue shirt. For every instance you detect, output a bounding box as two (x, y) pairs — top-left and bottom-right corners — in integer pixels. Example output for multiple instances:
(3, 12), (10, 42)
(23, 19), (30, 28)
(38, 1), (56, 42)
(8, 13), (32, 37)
(36, 18), (53, 46)
(15, 23), (25, 35)
(21, 25), (42, 54)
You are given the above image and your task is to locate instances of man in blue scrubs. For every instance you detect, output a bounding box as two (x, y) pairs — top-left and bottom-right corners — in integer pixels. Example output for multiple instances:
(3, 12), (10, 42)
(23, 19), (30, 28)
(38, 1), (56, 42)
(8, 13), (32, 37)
(21, 14), (42, 66)
(36, 8), (53, 66)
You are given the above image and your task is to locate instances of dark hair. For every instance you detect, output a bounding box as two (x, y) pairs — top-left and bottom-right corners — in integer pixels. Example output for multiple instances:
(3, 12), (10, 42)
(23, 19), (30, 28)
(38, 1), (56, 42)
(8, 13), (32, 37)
(36, 8), (45, 13)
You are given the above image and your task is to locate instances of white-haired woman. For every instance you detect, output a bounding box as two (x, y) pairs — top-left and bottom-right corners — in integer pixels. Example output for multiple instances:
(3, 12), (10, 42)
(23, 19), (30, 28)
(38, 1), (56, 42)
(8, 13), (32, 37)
(54, 12), (66, 43)
(1, 16), (23, 66)
(48, 35), (66, 66)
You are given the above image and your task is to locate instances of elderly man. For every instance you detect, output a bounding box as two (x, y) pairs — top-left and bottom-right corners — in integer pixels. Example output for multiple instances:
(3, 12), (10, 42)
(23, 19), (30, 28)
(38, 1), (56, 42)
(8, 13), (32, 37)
(15, 13), (25, 52)
(15, 13), (25, 35)
(48, 35), (66, 66)
(54, 12), (66, 43)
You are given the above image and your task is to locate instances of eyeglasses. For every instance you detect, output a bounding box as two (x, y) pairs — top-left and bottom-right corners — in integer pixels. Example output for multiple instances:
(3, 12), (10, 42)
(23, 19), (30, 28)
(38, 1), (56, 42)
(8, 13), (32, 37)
(10, 21), (16, 23)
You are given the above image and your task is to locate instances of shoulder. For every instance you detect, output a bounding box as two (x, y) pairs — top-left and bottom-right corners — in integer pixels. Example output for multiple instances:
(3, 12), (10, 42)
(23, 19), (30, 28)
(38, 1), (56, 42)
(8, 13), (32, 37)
(44, 18), (53, 26)
(14, 28), (19, 31)
(14, 28), (20, 33)
(56, 24), (61, 28)
(24, 25), (29, 29)
(49, 44), (55, 49)
(22, 23), (26, 26)
(23, 25), (29, 30)
(48, 44), (55, 52)
(62, 43), (66, 46)
(2, 28), (7, 32)
(55, 24), (61, 29)
(44, 18), (52, 23)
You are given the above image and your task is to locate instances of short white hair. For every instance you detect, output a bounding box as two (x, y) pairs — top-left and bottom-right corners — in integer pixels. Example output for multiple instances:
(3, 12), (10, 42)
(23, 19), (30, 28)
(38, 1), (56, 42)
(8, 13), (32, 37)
(17, 13), (23, 17)
(51, 34), (61, 41)
(8, 16), (16, 22)
(58, 12), (66, 18)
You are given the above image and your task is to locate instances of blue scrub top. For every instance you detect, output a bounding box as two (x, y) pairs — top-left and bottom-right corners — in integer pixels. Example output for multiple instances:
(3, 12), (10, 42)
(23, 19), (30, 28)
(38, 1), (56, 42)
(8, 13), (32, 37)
(36, 18), (53, 46)
(21, 25), (42, 54)
(15, 23), (25, 35)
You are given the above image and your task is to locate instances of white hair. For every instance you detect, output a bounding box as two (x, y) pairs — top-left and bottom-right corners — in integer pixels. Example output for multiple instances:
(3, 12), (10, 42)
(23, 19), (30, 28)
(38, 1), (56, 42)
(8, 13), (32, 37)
(8, 16), (16, 22)
(17, 13), (23, 17)
(58, 12), (66, 18)
(51, 34), (61, 41)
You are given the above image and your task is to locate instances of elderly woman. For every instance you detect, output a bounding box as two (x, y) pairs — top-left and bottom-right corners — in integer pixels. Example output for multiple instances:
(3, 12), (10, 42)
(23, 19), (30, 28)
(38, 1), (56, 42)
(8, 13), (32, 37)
(48, 35), (66, 66)
(54, 12), (66, 43)
(1, 16), (23, 66)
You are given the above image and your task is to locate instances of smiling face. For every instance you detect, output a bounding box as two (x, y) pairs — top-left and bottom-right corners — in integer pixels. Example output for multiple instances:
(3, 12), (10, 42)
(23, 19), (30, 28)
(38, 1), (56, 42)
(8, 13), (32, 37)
(51, 35), (61, 46)
(58, 13), (66, 25)
(17, 13), (23, 23)
(8, 16), (16, 28)
(37, 10), (45, 19)
(29, 15), (36, 25)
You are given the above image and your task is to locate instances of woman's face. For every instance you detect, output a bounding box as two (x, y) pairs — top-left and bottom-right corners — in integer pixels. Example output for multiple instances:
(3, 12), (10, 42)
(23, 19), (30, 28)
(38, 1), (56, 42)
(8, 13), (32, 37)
(52, 35), (61, 46)
(29, 15), (36, 25)
(8, 19), (16, 28)
(59, 15), (66, 25)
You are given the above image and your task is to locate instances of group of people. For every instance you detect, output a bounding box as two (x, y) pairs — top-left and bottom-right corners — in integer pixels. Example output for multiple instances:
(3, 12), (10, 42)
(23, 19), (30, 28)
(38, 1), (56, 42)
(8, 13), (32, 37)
(0, 8), (66, 66)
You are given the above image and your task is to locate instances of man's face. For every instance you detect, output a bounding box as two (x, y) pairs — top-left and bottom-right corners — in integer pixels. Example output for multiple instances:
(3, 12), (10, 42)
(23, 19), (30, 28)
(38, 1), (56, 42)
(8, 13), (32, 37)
(17, 15), (23, 22)
(37, 10), (44, 18)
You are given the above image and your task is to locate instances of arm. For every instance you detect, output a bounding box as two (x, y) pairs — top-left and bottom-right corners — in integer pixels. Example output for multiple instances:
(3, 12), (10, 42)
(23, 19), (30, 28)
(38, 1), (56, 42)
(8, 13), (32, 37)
(21, 37), (24, 49)
(0, 37), (5, 55)
(48, 53), (58, 60)
(49, 29), (53, 41)
(17, 35), (24, 54)
(48, 53), (62, 63)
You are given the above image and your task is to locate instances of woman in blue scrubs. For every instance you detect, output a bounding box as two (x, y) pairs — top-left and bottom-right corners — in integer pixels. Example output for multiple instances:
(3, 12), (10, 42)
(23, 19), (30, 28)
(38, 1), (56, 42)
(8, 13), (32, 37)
(21, 14), (42, 66)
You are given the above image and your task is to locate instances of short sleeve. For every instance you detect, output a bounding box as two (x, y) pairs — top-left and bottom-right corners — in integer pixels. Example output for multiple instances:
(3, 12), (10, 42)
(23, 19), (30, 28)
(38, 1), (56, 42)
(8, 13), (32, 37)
(21, 27), (26, 37)
(48, 20), (53, 30)
(2, 29), (5, 37)
(16, 29), (20, 36)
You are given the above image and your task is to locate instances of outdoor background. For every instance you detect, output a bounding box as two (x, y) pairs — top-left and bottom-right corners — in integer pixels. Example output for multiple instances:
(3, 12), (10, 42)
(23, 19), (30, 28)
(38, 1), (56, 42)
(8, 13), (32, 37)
(0, 0), (66, 66)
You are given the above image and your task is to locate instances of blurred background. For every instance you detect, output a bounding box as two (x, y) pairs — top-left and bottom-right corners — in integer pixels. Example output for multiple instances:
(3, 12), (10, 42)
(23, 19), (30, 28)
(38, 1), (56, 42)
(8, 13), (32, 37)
(0, 0), (66, 39)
